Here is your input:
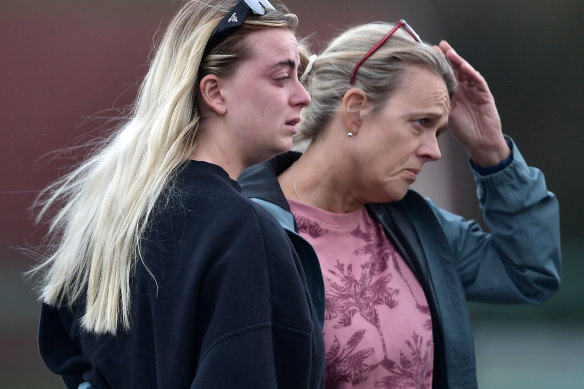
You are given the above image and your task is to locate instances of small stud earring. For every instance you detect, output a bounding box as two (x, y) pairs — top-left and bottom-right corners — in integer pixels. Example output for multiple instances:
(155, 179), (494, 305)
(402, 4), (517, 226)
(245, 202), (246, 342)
(347, 132), (353, 137)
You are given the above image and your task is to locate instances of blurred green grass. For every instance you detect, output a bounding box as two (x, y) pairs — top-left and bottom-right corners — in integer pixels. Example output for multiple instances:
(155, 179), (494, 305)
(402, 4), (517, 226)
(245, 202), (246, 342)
(474, 323), (584, 389)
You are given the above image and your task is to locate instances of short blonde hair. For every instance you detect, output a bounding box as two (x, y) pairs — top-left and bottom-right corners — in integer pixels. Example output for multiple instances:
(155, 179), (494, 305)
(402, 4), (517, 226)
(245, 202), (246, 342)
(297, 21), (457, 142)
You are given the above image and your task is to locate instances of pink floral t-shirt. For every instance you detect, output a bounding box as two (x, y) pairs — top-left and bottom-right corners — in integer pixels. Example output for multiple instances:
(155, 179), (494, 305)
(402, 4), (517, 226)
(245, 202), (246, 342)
(289, 199), (433, 389)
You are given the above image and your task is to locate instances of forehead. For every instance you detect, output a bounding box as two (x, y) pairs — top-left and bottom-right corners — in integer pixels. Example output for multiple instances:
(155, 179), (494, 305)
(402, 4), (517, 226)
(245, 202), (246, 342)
(383, 64), (450, 116)
(241, 28), (299, 68)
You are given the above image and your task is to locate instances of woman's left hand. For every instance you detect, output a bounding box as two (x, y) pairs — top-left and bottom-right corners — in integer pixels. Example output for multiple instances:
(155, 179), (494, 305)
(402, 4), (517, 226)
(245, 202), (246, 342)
(437, 40), (510, 166)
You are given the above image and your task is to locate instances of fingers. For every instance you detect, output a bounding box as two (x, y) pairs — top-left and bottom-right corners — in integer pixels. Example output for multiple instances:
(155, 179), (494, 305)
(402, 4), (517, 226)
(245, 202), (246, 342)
(438, 40), (460, 64)
(439, 40), (485, 90)
(432, 44), (444, 55)
(460, 62), (481, 88)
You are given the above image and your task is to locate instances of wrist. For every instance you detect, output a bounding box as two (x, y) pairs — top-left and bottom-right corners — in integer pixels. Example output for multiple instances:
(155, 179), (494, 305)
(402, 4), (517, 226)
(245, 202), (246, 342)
(468, 138), (511, 167)
(470, 138), (513, 175)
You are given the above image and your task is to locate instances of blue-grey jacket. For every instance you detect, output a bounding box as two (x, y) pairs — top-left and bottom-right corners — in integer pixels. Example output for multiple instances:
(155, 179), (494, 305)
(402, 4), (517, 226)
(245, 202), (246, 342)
(238, 139), (561, 389)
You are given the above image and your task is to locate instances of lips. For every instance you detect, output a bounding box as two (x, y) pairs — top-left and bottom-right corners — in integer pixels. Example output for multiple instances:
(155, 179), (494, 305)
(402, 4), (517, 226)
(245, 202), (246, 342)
(405, 168), (420, 181)
(286, 117), (300, 126)
(285, 117), (301, 134)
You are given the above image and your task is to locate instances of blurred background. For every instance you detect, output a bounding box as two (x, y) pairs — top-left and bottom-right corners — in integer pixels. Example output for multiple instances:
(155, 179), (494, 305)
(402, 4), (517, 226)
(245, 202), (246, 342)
(1, 0), (582, 387)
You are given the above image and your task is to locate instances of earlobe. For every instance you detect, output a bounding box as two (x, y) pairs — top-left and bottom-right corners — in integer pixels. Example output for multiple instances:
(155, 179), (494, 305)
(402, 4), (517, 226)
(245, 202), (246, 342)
(199, 75), (226, 115)
(342, 88), (369, 135)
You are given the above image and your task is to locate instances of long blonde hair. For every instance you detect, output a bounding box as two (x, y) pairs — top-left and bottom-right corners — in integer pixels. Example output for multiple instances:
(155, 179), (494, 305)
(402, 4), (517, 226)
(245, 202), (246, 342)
(297, 21), (457, 143)
(31, 0), (298, 335)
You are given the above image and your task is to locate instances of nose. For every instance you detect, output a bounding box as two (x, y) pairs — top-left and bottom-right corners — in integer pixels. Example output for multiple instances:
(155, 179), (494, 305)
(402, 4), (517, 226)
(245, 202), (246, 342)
(418, 133), (442, 161)
(292, 79), (311, 109)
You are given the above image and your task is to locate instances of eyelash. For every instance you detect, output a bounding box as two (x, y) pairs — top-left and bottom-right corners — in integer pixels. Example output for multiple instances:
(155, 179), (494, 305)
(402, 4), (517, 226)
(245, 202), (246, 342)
(276, 76), (291, 85)
(414, 118), (446, 137)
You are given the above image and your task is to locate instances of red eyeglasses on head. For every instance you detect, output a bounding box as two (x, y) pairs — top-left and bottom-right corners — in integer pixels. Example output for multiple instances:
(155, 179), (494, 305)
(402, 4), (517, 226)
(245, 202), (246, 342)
(349, 19), (422, 85)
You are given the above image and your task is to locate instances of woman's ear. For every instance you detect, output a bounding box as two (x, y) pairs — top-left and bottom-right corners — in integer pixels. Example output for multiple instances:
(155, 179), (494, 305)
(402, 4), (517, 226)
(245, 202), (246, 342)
(199, 74), (226, 115)
(341, 88), (370, 135)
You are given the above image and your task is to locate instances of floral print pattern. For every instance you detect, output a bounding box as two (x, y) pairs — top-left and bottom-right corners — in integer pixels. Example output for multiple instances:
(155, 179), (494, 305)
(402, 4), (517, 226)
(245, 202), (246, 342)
(294, 203), (433, 388)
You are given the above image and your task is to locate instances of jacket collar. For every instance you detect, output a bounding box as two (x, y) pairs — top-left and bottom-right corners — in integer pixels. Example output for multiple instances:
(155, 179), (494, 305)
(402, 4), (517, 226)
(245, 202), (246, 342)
(239, 151), (301, 211)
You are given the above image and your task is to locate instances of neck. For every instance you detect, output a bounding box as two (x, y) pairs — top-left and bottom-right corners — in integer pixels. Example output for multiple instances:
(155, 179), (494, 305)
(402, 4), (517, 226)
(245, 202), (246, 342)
(189, 124), (245, 180)
(279, 142), (363, 213)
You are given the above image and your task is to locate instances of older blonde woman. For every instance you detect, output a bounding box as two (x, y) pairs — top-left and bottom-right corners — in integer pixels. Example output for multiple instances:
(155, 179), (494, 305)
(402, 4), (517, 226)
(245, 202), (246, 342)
(32, 1), (325, 387)
(240, 20), (560, 388)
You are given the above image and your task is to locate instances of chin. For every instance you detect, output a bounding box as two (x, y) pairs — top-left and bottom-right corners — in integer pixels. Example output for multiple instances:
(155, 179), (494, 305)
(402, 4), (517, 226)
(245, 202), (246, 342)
(248, 146), (288, 167)
(375, 187), (408, 204)
(395, 188), (410, 201)
(274, 139), (294, 155)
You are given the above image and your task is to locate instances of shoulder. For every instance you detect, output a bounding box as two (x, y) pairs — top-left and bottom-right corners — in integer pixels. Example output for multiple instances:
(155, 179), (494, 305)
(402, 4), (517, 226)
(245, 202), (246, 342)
(151, 161), (261, 226)
(249, 201), (293, 247)
(174, 160), (287, 232)
(142, 162), (268, 258)
(138, 163), (280, 287)
(175, 161), (248, 210)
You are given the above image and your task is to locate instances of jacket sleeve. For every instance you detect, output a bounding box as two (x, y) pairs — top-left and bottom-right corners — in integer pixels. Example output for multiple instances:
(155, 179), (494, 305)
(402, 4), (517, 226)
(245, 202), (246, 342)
(426, 138), (561, 303)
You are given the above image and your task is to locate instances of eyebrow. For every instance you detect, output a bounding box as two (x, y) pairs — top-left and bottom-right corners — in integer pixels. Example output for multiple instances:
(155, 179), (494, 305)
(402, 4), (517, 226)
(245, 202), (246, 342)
(402, 111), (446, 123)
(407, 111), (445, 119)
(436, 124), (450, 137)
(270, 59), (297, 70)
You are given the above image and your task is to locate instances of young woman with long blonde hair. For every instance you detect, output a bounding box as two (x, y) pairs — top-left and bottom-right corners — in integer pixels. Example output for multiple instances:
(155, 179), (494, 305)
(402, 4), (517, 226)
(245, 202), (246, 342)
(32, 1), (325, 387)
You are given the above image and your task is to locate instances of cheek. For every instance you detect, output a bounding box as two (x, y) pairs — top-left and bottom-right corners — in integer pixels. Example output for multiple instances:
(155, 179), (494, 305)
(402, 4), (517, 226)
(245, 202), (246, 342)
(364, 150), (410, 193)
(360, 168), (404, 203)
(253, 91), (283, 119)
(370, 148), (400, 175)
